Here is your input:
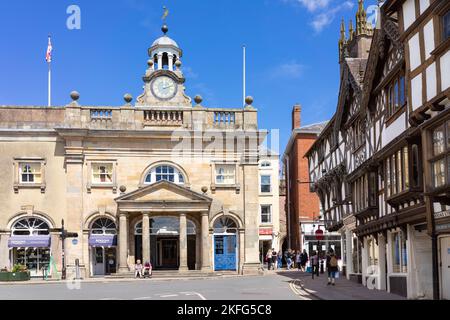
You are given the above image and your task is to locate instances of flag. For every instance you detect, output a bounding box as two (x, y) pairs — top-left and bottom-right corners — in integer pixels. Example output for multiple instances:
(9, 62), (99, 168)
(46, 36), (53, 63)
(162, 6), (169, 20)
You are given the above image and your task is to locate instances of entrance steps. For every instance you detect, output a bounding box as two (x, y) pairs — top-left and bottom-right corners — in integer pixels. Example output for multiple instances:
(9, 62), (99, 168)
(105, 270), (238, 279)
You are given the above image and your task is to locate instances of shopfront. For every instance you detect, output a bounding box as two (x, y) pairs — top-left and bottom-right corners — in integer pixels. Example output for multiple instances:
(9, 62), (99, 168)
(89, 218), (117, 276)
(8, 217), (52, 277)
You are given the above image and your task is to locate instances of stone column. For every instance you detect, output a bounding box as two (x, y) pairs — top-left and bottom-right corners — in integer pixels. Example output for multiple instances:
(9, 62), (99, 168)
(179, 214), (188, 272)
(378, 232), (387, 291)
(201, 213), (211, 271)
(346, 230), (353, 280)
(50, 231), (62, 273)
(0, 233), (10, 269)
(142, 213), (150, 264)
(168, 53), (174, 71)
(118, 214), (129, 273)
(157, 53), (163, 70)
(195, 230), (201, 270)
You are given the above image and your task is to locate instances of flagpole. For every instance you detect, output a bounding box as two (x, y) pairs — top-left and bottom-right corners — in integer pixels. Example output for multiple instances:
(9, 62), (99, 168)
(243, 44), (246, 107)
(48, 61), (51, 107)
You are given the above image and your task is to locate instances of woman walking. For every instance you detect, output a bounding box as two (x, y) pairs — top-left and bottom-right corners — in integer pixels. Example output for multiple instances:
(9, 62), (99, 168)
(295, 251), (301, 270)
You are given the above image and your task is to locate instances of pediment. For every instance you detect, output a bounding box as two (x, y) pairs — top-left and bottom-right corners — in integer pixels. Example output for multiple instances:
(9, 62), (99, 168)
(115, 180), (212, 203)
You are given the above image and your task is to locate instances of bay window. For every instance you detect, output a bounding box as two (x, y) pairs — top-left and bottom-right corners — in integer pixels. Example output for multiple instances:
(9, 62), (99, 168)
(430, 121), (449, 189)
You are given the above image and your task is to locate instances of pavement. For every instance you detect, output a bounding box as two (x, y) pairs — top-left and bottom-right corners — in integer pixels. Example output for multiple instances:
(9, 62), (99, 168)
(0, 270), (407, 300)
(275, 271), (406, 300)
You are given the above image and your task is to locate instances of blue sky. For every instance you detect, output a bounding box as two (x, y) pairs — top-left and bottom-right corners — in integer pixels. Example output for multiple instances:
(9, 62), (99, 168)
(0, 0), (378, 153)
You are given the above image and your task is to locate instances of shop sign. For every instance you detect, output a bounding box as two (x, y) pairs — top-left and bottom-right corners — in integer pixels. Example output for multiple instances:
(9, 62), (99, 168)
(436, 223), (450, 231)
(259, 228), (273, 236)
(89, 234), (117, 247)
(8, 235), (51, 248)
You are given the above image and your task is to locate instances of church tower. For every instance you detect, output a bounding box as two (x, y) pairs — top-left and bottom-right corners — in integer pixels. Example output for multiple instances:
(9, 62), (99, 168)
(338, 0), (374, 63)
(136, 23), (192, 107)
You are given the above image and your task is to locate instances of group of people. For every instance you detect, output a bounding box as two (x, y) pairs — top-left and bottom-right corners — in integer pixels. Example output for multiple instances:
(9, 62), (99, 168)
(265, 248), (340, 286)
(134, 260), (152, 278)
(264, 248), (308, 271)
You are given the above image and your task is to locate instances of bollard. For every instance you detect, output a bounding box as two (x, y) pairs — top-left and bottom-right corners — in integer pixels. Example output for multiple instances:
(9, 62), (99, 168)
(75, 258), (80, 280)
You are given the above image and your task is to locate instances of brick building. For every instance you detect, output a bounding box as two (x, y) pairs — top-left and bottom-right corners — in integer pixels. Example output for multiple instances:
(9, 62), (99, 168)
(282, 105), (328, 251)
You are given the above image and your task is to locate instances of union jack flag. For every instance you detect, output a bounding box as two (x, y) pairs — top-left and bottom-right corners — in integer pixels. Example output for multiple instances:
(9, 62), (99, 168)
(46, 36), (52, 63)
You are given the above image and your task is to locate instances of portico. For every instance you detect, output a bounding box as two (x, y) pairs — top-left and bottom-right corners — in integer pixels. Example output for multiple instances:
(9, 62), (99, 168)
(115, 180), (212, 272)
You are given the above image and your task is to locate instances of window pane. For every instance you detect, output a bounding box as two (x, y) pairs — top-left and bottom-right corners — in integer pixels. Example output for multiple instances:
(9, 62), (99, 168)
(216, 165), (235, 184)
(397, 150), (402, 192)
(444, 10), (450, 40)
(433, 125), (445, 156)
(403, 147), (409, 189)
(432, 159), (446, 188)
(394, 79), (399, 110)
(399, 75), (405, 106)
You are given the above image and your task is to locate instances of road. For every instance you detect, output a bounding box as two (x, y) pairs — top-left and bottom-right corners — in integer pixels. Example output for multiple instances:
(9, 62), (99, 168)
(0, 273), (316, 300)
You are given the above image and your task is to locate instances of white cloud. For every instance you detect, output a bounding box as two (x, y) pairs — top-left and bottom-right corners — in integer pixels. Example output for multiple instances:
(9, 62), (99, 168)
(285, 0), (354, 33)
(298, 0), (332, 12)
(269, 61), (305, 79)
(310, 1), (354, 33)
(182, 66), (199, 79)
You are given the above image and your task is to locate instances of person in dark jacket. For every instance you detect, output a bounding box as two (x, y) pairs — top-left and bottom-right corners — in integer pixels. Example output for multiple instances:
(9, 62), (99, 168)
(326, 249), (339, 286)
(300, 249), (308, 272)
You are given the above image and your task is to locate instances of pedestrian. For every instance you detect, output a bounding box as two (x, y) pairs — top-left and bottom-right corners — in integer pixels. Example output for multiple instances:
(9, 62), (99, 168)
(143, 261), (152, 278)
(277, 250), (283, 269)
(134, 259), (143, 278)
(326, 249), (339, 286)
(271, 248), (277, 270)
(266, 249), (273, 270)
(295, 251), (301, 270)
(310, 251), (318, 276)
(286, 249), (294, 270)
(300, 249), (308, 272)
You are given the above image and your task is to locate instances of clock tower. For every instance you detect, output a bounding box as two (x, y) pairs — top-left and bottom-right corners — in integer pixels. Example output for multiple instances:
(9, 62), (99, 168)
(136, 24), (192, 107)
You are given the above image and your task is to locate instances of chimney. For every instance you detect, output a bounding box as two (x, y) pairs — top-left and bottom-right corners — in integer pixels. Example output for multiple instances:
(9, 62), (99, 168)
(292, 104), (302, 130)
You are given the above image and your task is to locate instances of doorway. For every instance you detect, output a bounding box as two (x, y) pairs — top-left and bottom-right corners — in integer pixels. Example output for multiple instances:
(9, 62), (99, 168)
(156, 237), (178, 269)
(440, 236), (450, 300)
(92, 247), (116, 276)
(214, 235), (237, 271)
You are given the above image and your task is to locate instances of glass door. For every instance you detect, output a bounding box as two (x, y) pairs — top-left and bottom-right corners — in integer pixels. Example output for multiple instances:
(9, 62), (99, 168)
(93, 247), (105, 276)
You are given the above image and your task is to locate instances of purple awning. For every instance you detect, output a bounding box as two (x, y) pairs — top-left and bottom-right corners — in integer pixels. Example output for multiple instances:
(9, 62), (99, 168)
(89, 234), (117, 247)
(8, 235), (51, 248)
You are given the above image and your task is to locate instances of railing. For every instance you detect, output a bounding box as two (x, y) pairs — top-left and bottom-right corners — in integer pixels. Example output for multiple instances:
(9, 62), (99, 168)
(90, 109), (112, 121)
(213, 111), (236, 127)
(143, 110), (183, 126)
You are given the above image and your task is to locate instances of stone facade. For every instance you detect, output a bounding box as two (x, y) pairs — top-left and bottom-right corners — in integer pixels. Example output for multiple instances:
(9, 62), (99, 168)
(0, 24), (269, 278)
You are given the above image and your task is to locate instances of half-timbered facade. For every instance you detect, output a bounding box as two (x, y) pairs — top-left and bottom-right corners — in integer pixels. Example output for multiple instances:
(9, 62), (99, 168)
(306, 0), (449, 299)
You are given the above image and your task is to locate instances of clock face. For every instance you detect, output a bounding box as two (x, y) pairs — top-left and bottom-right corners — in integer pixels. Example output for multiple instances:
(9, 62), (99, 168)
(151, 76), (177, 100)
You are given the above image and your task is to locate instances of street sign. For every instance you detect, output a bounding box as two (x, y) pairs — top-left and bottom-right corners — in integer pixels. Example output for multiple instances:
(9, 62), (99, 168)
(72, 239), (78, 245)
(315, 229), (324, 241)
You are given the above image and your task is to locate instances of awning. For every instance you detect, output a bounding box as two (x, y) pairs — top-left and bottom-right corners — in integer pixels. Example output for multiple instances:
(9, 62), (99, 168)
(89, 234), (117, 247)
(8, 235), (51, 248)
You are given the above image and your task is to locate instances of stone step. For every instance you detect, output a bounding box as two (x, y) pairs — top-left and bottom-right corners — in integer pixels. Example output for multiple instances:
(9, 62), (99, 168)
(105, 270), (238, 279)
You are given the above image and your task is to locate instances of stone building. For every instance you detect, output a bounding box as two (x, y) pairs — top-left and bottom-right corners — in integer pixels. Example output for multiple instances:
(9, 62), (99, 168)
(306, 0), (449, 299)
(0, 23), (269, 278)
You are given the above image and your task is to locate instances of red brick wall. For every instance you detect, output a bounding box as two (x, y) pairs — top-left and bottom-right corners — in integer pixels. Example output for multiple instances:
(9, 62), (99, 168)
(286, 132), (320, 251)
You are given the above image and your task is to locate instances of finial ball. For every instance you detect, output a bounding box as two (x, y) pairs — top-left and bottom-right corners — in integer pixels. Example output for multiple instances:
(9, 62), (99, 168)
(119, 185), (127, 193)
(147, 59), (154, 67)
(194, 95), (203, 104)
(162, 24), (169, 34)
(175, 60), (182, 67)
(124, 94), (133, 104)
(201, 186), (208, 194)
(245, 96), (254, 105)
(70, 91), (80, 101)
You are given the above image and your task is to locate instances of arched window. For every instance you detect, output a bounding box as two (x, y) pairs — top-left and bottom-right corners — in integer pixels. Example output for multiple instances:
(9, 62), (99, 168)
(213, 217), (238, 234)
(91, 218), (117, 235)
(144, 165), (185, 185)
(12, 217), (50, 236)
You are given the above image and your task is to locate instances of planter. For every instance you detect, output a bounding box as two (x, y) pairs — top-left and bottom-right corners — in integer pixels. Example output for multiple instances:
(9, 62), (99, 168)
(0, 271), (31, 282)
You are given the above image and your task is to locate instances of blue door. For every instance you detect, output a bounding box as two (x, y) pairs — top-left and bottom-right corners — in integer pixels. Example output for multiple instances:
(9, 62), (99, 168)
(214, 235), (237, 271)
